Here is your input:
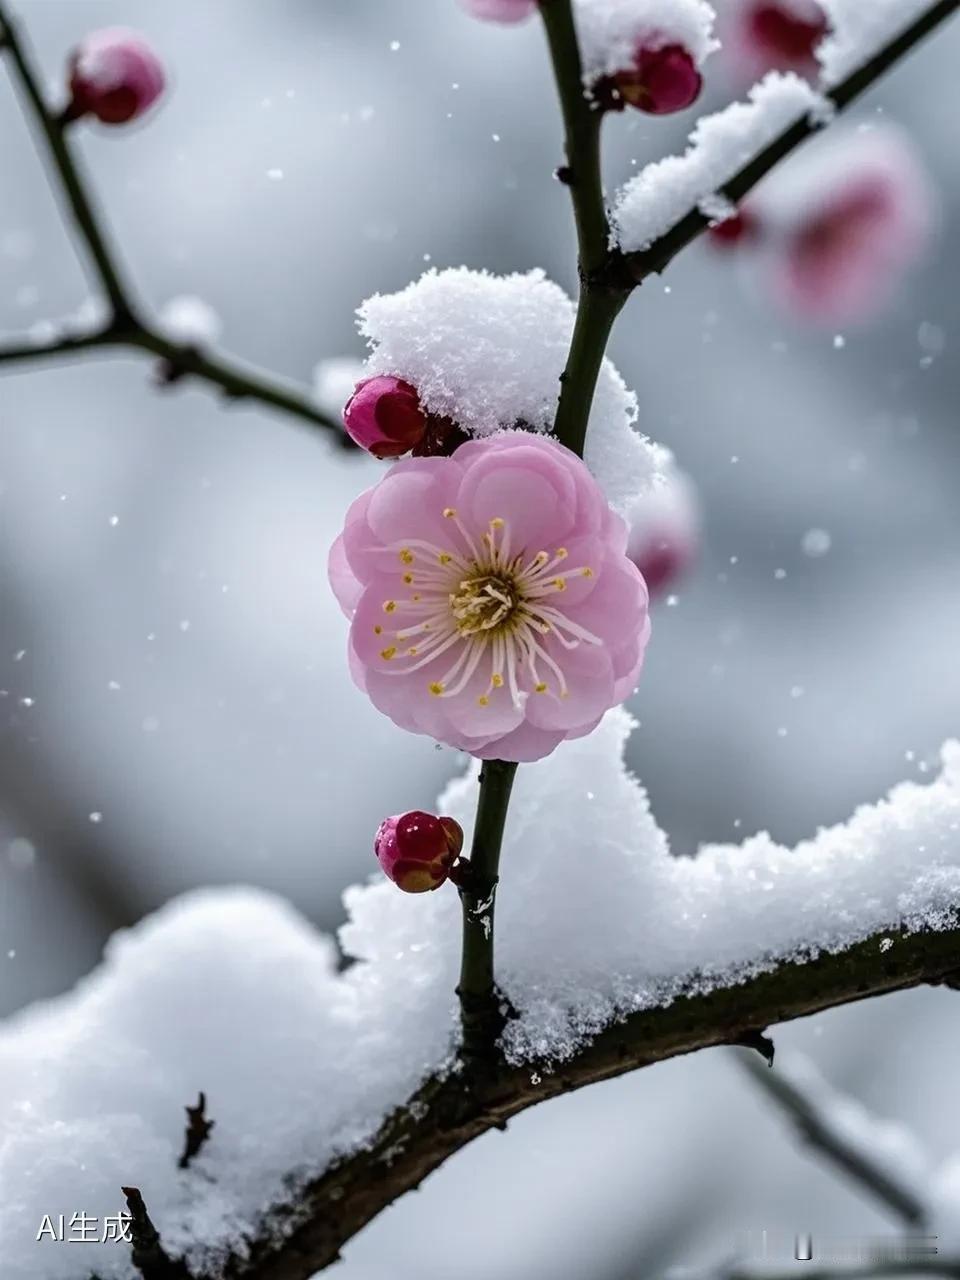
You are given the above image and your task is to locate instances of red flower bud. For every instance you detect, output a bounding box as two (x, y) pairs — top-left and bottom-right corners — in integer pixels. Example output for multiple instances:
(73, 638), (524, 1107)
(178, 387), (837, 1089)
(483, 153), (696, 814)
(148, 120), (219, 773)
(343, 376), (429, 459)
(614, 43), (702, 116)
(708, 207), (761, 248)
(374, 811), (464, 893)
(67, 29), (166, 126)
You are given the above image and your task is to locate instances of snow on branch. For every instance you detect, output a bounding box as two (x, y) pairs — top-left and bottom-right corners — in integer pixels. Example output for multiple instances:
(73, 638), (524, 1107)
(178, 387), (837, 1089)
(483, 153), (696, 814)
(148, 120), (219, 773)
(610, 0), (959, 279)
(611, 72), (829, 253)
(2, 710), (959, 1280)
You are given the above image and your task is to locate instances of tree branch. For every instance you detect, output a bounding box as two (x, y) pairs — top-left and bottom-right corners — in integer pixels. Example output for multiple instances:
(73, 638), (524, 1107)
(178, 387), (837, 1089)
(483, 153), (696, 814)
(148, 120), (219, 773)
(0, 2), (341, 439)
(738, 1052), (929, 1227)
(201, 919), (959, 1280)
(539, 0), (630, 459)
(619, 0), (960, 283)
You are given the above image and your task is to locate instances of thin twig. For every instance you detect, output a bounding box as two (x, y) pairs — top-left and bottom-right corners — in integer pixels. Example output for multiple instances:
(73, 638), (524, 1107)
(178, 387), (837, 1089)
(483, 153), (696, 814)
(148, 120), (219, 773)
(0, 2), (340, 438)
(456, 758), (518, 1064)
(738, 1052), (929, 1227)
(619, 0), (960, 282)
(539, 0), (631, 459)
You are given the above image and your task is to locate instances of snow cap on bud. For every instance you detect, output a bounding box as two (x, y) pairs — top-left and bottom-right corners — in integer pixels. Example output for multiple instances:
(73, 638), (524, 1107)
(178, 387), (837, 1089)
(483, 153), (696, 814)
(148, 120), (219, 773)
(614, 43), (703, 115)
(460, 0), (538, 22)
(343, 376), (428, 459)
(374, 811), (464, 893)
(68, 28), (165, 125)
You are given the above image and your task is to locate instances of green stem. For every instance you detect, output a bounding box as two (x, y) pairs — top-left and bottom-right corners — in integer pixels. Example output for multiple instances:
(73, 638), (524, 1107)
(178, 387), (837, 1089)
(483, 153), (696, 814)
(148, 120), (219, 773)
(457, 758), (517, 1062)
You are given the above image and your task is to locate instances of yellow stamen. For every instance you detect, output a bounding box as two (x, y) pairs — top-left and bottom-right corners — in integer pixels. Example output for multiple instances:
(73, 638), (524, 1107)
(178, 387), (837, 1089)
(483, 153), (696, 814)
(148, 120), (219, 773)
(490, 517), (505, 529)
(399, 549), (414, 565)
(491, 673), (504, 689)
(380, 646), (397, 660)
(373, 625), (383, 635)
(553, 577), (566, 591)
(581, 567), (594, 578)
(383, 600), (397, 614)
(442, 507), (456, 519)
(429, 681), (445, 696)
(438, 553), (452, 565)
(402, 573), (414, 585)
(555, 548), (568, 559)
(535, 682), (548, 693)
(477, 695), (490, 707)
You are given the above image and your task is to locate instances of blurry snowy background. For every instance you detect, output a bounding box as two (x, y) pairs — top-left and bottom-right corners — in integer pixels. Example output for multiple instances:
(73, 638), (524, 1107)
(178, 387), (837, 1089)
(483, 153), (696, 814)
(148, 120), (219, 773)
(1, 1), (958, 1276)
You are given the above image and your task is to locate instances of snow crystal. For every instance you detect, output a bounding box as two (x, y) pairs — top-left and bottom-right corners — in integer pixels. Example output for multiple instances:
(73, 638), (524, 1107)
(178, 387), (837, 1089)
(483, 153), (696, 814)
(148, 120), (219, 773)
(817, 0), (936, 88)
(357, 267), (667, 515)
(612, 73), (829, 252)
(574, 0), (718, 83)
(311, 355), (364, 419)
(3, 714), (959, 1276)
(157, 295), (222, 346)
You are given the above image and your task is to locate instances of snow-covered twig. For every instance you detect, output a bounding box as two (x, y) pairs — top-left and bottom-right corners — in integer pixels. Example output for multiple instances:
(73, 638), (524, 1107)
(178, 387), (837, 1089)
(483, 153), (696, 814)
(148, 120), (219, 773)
(739, 1052), (930, 1226)
(617, 0), (959, 282)
(0, 3), (341, 440)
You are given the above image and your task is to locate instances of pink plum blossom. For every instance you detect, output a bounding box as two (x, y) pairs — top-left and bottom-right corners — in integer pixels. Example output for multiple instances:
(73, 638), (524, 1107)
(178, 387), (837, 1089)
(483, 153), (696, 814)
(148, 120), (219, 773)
(329, 432), (650, 763)
(612, 43), (703, 115)
(460, 0), (538, 24)
(374, 811), (463, 893)
(67, 29), (166, 125)
(762, 131), (934, 324)
(726, 1), (829, 81)
(627, 470), (699, 597)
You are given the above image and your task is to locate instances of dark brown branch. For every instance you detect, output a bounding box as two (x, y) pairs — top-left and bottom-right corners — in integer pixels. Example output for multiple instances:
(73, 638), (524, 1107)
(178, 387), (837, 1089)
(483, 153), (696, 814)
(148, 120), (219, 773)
(739, 1052), (929, 1226)
(0, 2), (341, 439)
(178, 1093), (215, 1171)
(207, 920), (959, 1280)
(121, 1188), (192, 1280)
(619, 0), (960, 283)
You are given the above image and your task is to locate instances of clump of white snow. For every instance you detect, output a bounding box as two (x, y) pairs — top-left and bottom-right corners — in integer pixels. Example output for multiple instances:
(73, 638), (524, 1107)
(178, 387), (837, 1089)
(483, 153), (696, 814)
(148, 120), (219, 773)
(357, 267), (667, 515)
(311, 355), (364, 419)
(817, 0), (936, 87)
(574, 0), (718, 83)
(157, 295), (222, 346)
(2, 712), (959, 1277)
(612, 73), (829, 252)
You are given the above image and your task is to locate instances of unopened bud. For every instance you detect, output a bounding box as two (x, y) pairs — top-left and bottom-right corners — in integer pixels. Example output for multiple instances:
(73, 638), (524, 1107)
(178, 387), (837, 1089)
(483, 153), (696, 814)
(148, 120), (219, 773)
(374, 811), (464, 893)
(67, 29), (166, 126)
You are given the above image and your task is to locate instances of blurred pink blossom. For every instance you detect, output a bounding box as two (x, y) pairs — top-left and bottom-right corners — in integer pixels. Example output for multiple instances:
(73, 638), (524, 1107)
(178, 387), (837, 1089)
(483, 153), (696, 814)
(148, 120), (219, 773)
(329, 432), (650, 763)
(68, 28), (165, 125)
(461, 0), (538, 24)
(760, 129), (935, 324)
(627, 469), (700, 597)
(725, 0), (828, 82)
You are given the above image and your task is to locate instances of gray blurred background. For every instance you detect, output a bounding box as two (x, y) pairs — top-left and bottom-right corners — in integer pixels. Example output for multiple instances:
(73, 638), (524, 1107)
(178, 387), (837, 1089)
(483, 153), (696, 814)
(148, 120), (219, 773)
(1, 2), (958, 1276)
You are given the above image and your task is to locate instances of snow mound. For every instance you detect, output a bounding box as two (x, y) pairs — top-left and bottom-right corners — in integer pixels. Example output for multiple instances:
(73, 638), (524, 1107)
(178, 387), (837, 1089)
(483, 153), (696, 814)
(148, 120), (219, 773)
(574, 0), (718, 83)
(357, 266), (667, 515)
(612, 72), (829, 252)
(3, 712), (959, 1277)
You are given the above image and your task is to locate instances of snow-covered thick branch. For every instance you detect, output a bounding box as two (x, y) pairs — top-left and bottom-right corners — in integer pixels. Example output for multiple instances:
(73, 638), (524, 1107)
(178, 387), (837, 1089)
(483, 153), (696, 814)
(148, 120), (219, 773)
(3, 712), (958, 1280)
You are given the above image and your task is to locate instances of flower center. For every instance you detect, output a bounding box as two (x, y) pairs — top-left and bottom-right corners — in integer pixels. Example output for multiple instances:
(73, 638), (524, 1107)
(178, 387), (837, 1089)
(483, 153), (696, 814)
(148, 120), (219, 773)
(450, 572), (519, 635)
